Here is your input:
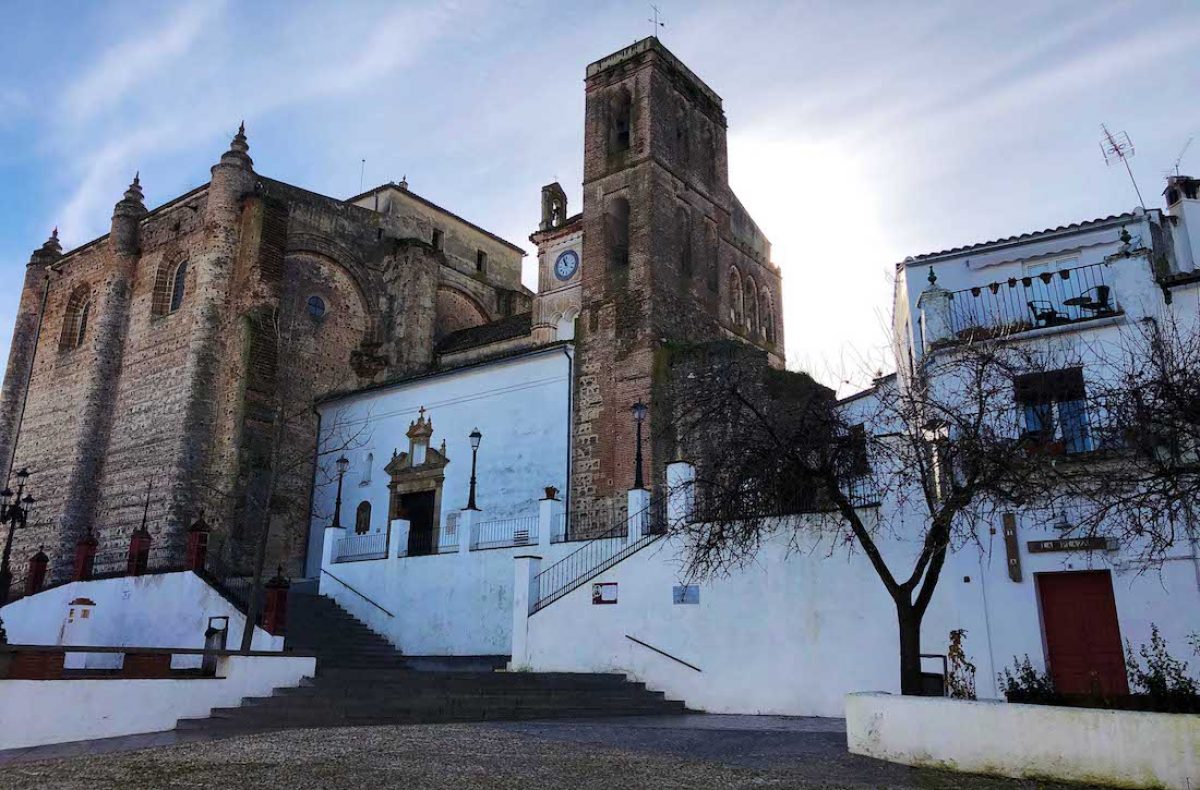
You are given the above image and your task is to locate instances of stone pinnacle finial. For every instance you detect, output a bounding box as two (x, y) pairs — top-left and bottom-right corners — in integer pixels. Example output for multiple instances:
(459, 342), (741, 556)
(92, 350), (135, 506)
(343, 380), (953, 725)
(927, 266), (937, 286)
(219, 120), (253, 169)
(123, 172), (145, 205)
(113, 172), (147, 222)
(43, 227), (62, 254)
(31, 226), (63, 266)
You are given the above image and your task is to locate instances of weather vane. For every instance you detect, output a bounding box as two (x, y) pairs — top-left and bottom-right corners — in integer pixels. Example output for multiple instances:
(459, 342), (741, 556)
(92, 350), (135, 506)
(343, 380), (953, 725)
(648, 4), (665, 37)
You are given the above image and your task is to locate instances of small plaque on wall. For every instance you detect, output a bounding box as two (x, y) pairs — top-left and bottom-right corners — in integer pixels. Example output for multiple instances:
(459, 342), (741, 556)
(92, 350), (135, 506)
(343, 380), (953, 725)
(673, 584), (699, 604)
(1027, 537), (1115, 553)
(592, 582), (618, 604)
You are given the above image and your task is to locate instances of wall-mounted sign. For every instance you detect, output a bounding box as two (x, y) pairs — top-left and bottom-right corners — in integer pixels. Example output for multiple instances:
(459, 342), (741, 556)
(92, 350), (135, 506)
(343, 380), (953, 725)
(1027, 537), (1115, 554)
(1002, 512), (1022, 582)
(673, 584), (699, 604)
(592, 582), (618, 604)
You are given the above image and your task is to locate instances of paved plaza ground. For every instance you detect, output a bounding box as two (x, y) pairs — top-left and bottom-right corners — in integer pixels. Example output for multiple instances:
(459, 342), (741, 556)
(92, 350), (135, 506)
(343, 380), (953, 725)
(0, 714), (1100, 789)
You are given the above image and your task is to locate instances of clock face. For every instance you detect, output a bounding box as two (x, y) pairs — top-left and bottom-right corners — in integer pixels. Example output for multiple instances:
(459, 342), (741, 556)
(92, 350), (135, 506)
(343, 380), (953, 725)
(554, 250), (580, 281)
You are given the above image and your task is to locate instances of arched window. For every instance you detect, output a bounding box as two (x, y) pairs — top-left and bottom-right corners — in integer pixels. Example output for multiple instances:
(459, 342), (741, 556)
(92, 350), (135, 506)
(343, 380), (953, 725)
(700, 124), (716, 183)
(608, 87), (632, 153)
(556, 308), (578, 341)
(761, 286), (775, 342)
(153, 259), (189, 316)
(676, 206), (692, 274)
(59, 286), (92, 351)
(675, 101), (690, 165)
(607, 198), (630, 269)
(360, 452), (373, 486)
(355, 501), (372, 535)
(728, 267), (743, 326)
(706, 223), (719, 292)
(168, 260), (188, 312)
(744, 275), (758, 333)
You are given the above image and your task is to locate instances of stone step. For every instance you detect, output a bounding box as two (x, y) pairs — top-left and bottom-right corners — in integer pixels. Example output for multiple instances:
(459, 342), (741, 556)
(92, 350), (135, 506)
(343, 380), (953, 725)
(179, 701), (686, 731)
(238, 688), (668, 711)
(284, 673), (643, 692)
(175, 593), (688, 739)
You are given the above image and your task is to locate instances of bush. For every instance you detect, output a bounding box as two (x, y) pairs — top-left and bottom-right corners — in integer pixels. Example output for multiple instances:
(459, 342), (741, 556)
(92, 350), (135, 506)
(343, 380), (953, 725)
(1125, 624), (1199, 710)
(947, 629), (977, 700)
(999, 655), (1059, 705)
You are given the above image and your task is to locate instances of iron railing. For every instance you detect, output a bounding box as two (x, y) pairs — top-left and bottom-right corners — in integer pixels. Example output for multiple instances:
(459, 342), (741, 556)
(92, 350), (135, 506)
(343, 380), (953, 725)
(439, 512), (461, 553)
(1014, 395), (1125, 455)
(471, 515), (539, 550)
(334, 531), (388, 562)
(530, 498), (664, 613)
(944, 261), (1118, 342)
(550, 512), (569, 543)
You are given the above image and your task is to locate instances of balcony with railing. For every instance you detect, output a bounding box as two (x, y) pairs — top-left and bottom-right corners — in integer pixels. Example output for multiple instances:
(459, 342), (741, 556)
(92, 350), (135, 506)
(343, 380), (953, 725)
(470, 515), (539, 551)
(941, 261), (1119, 345)
(333, 531), (388, 563)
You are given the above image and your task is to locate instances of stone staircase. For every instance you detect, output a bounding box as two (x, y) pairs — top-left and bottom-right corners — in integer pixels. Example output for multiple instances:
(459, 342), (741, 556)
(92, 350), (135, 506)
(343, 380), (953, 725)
(176, 591), (686, 736)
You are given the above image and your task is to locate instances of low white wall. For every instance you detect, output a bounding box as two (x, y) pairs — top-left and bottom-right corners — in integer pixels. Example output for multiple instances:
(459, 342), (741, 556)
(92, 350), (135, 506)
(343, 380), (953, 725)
(520, 512), (1200, 717)
(321, 536), (615, 656)
(522, 533), (906, 717)
(0, 654), (316, 751)
(0, 572), (282, 667)
(845, 692), (1200, 790)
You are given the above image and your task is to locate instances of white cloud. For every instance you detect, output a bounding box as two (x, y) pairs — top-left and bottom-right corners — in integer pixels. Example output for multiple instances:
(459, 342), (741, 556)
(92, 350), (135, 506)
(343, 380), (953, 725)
(60, 1), (226, 122)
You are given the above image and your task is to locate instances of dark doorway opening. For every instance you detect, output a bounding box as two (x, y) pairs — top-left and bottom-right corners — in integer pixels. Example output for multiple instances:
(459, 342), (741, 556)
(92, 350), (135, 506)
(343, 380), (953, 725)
(402, 490), (437, 556)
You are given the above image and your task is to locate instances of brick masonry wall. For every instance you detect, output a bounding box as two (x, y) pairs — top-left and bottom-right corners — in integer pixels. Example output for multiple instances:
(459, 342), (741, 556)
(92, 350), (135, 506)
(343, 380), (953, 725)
(1, 148), (525, 581)
(570, 39), (784, 532)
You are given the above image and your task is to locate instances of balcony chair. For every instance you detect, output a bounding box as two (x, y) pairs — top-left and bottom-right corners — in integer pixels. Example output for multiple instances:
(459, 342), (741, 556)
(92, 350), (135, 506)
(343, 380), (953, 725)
(1027, 300), (1069, 328)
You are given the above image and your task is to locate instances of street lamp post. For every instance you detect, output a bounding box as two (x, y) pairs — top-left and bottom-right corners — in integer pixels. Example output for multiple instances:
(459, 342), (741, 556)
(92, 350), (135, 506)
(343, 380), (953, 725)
(467, 428), (483, 510)
(0, 468), (35, 606)
(331, 455), (349, 530)
(632, 401), (648, 490)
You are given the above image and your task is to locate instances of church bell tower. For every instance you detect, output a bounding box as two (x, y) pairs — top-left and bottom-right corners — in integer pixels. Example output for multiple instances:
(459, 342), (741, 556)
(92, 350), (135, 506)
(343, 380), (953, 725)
(570, 37), (735, 528)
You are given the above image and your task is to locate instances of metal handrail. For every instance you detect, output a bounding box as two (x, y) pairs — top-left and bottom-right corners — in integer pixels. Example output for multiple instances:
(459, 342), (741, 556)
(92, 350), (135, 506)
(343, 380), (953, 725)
(320, 568), (394, 618)
(625, 634), (702, 672)
(530, 499), (664, 612)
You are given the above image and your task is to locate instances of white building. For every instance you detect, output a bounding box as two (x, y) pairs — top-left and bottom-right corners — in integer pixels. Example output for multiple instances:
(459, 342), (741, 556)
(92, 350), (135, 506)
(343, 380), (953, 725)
(309, 178), (1200, 716)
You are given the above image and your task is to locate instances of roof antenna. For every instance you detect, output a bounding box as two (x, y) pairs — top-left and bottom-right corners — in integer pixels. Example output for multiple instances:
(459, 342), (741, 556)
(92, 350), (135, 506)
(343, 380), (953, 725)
(1100, 124), (1146, 210)
(648, 4), (665, 37)
(1169, 136), (1194, 177)
(359, 158), (366, 193)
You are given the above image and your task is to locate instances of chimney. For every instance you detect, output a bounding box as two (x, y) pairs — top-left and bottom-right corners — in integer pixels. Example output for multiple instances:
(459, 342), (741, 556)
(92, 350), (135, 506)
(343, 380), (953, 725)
(1164, 175), (1200, 272)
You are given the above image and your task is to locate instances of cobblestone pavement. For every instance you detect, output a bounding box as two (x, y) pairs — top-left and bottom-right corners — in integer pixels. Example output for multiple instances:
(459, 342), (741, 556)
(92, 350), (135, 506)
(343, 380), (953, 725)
(1, 715), (1101, 789)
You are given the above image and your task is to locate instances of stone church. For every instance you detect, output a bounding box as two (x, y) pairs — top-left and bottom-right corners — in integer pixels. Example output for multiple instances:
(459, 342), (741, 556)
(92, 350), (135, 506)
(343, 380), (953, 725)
(0, 37), (783, 581)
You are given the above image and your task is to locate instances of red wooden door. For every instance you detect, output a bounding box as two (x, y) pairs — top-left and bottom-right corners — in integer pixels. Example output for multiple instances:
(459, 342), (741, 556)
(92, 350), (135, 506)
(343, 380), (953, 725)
(1037, 571), (1128, 696)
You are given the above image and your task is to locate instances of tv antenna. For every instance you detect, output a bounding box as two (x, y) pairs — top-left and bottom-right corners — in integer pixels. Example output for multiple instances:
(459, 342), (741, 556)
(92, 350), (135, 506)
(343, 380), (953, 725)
(1169, 136), (1194, 177)
(648, 4), (665, 37)
(1100, 124), (1145, 210)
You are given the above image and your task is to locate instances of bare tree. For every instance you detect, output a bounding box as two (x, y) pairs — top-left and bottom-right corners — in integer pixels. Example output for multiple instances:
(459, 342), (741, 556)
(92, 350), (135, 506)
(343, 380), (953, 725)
(1045, 314), (1200, 568)
(662, 339), (1063, 695)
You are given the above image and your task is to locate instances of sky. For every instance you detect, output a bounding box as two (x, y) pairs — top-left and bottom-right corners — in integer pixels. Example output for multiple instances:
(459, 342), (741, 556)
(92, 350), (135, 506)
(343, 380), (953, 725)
(1, 0), (1198, 394)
